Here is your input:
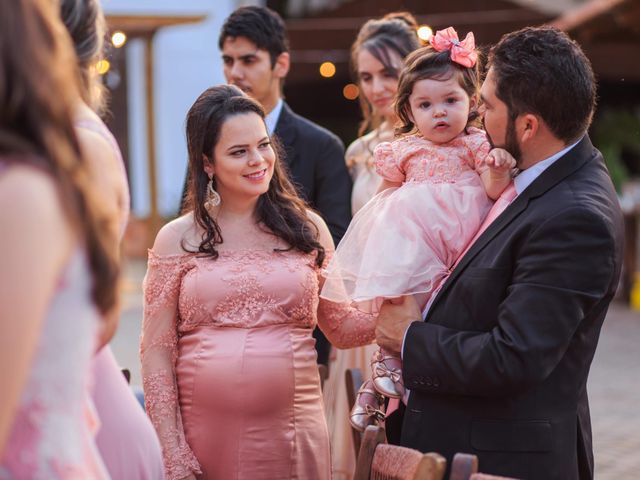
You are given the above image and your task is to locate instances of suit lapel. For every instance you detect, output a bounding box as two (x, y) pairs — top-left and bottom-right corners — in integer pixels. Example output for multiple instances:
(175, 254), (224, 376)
(428, 135), (596, 314)
(273, 102), (297, 168)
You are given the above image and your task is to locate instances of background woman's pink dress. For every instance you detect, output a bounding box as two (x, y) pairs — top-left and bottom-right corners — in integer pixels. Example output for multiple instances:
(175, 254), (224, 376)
(0, 250), (108, 479)
(322, 128), (493, 312)
(75, 117), (165, 480)
(141, 248), (374, 480)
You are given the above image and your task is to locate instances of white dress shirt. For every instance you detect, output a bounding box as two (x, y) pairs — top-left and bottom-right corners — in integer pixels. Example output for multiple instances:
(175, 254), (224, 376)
(264, 98), (284, 136)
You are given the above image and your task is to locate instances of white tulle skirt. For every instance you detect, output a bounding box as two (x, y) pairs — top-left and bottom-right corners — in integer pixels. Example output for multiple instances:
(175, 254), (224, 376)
(321, 174), (491, 313)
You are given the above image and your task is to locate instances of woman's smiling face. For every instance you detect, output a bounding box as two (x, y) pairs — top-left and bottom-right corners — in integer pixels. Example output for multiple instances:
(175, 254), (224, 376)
(206, 112), (275, 203)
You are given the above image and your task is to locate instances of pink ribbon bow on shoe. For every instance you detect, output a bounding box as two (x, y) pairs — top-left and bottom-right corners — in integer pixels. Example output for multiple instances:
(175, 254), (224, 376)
(430, 26), (477, 68)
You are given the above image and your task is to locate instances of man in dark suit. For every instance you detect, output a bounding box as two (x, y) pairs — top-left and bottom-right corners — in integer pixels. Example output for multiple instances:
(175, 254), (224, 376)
(218, 6), (352, 365)
(376, 27), (623, 479)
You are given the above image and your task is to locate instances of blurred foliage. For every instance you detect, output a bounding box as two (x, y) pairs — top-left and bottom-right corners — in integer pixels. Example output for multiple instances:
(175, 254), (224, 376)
(593, 109), (640, 192)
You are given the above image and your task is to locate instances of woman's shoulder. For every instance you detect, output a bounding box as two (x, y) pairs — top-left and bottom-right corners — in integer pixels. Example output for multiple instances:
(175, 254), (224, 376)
(346, 131), (376, 163)
(0, 160), (60, 214)
(0, 160), (75, 260)
(305, 209), (334, 251)
(151, 214), (198, 257)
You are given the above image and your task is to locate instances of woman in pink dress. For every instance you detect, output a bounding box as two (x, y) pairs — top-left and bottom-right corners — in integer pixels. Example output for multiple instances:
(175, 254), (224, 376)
(61, 1), (165, 477)
(141, 85), (375, 480)
(322, 12), (421, 480)
(0, 0), (119, 477)
(321, 29), (516, 424)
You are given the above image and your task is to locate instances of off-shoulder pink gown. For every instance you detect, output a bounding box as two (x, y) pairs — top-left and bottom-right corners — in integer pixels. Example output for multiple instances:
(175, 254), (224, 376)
(141, 248), (374, 480)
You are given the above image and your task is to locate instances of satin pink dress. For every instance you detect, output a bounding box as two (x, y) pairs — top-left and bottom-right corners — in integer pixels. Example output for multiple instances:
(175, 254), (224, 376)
(141, 248), (374, 480)
(322, 128), (492, 313)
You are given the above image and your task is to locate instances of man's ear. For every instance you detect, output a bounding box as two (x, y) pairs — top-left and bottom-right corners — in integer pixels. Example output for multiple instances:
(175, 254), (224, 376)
(518, 113), (539, 144)
(273, 52), (290, 80)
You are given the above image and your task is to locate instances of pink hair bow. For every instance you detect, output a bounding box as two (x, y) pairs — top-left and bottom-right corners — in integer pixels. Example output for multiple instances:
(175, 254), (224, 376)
(430, 27), (477, 68)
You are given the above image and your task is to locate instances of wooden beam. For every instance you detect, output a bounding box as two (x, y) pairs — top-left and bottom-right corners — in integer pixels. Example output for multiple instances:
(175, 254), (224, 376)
(550, 0), (628, 31)
(285, 9), (548, 31)
(105, 14), (207, 36)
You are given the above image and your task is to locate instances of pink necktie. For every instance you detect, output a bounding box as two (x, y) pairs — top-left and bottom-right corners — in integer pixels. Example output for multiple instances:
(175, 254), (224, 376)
(454, 182), (517, 267)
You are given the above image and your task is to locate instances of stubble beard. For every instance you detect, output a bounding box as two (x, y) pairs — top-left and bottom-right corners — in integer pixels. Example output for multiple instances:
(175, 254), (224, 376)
(486, 116), (523, 168)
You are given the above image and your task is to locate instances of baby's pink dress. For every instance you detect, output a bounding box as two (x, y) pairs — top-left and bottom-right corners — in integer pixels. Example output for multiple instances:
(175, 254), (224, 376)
(322, 128), (492, 312)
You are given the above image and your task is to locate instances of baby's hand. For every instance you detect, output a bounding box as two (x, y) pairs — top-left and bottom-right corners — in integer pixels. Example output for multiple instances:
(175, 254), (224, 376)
(486, 148), (516, 172)
(486, 148), (516, 173)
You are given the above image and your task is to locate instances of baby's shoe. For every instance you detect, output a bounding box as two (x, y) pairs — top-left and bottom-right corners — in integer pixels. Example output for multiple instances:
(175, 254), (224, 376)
(349, 379), (385, 432)
(371, 349), (405, 398)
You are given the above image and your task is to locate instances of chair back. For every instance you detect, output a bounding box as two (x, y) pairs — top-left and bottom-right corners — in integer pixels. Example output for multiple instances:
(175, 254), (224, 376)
(354, 425), (387, 480)
(469, 474), (518, 480)
(346, 367), (365, 455)
(354, 425), (446, 480)
(371, 444), (446, 480)
(450, 453), (478, 480)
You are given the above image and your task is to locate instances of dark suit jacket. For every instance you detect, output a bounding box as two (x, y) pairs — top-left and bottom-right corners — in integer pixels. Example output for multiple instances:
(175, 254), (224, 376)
(400, 136), (623, 480)
(274, 102), (352, 245)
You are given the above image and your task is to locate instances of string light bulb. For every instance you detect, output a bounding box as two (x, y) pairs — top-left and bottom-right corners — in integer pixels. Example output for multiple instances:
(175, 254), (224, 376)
(417, 25), (433, 42)
(111, 31), (127, 48)
(319, 61), (336, 78)
(343, 83), (359, 100)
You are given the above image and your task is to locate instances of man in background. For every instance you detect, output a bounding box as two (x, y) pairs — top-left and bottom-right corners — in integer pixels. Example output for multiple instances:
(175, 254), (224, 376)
(218, 6), (352, 365)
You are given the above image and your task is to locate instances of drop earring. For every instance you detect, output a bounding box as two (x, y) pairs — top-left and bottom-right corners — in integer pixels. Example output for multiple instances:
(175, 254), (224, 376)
(204, 175), (221, 214)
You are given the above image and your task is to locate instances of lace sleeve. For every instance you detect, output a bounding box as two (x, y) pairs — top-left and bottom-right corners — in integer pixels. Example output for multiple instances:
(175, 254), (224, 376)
(316, 252), (376, 349)
(374, 141), (405, 183)
(140, 250), (201, 480)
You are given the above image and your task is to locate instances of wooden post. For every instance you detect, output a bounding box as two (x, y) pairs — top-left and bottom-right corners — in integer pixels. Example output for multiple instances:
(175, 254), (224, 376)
(144, 32), (161, 237)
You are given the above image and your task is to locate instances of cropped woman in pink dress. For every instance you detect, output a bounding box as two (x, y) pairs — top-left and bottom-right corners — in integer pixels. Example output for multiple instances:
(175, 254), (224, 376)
(61, 1), (165, 478)
(141, 85), (375, 480)
(0, 0), (119, 477)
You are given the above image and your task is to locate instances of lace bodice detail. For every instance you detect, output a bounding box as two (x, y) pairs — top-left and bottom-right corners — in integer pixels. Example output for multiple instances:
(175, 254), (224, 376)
(374, 127), (491, 184)
(141, 248), (375, 479)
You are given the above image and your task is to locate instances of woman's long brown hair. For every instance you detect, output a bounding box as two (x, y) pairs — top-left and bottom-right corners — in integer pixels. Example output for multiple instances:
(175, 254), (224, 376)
(182, 85), (325, 267)
(0, 0), (119, 314)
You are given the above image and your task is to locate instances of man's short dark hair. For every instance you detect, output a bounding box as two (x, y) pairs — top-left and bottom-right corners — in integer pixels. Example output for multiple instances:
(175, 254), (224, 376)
(488, 26), (596, 143)
(218, 6), (289, 67)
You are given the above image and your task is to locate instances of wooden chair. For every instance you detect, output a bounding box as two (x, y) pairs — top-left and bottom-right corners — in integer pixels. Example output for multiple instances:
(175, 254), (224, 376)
(346, 367), (365, 456)
(354, 425), (446, 480)
(449, 453), (478, 480)
(469, 474), (518, 480)
(450, 453), (519, 480)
